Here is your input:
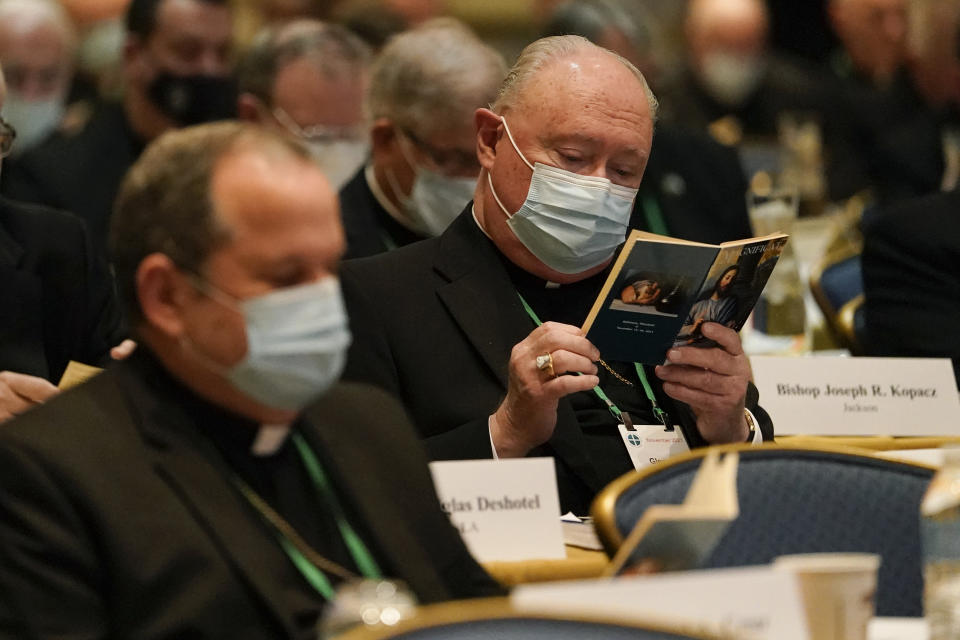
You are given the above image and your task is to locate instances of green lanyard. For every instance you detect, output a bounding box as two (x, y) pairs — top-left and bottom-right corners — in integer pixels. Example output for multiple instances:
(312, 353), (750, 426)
(379, 230), (399, 252)
(234, 432), (382, 600)
(516, 293), (668, 427)
(640, 193), (670, 236)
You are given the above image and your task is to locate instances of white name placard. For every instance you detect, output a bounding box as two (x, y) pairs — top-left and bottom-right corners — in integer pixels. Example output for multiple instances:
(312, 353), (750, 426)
(429, 458), (565, 562)
(511, 566), (808, 640)
(751, 356), (960, 436)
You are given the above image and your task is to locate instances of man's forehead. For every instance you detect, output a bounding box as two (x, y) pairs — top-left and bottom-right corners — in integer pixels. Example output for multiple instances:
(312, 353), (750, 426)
(509, 57), (652, 151)
(154, 0), (231, 39)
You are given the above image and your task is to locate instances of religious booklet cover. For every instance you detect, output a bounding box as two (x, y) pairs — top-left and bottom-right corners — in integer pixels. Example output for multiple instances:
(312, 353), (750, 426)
(581, 230), (789, 364)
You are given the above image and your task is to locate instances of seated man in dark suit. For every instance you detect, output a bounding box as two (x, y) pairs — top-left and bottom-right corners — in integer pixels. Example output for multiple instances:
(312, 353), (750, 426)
(0, 64), (125, 423)
(862, 189), (960, 387)
(342, 36), (772, 517)
(0, 122), (499, 638)
(1, 0), (236, 254)
(340, 20), (505, 258)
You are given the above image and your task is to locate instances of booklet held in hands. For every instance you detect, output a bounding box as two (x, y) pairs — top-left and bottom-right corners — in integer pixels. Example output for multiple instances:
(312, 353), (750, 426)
(582, 230), (789, 364)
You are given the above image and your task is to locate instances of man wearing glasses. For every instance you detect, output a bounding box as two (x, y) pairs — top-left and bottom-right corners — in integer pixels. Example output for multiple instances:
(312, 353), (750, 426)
(0, 65), (125, 423)
(236, 20), (371, 192)
(339, 19), (506, 258)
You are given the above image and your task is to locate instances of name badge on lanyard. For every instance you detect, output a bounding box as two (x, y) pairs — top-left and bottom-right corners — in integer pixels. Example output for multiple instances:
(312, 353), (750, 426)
(617, 420), (689, 471)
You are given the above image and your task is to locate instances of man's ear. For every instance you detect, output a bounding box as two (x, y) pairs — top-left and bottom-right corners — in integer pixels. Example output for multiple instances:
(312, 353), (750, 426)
(370, 117), (396, 166)
(136, 253), (194, 339)
(475, 108), (502, 171)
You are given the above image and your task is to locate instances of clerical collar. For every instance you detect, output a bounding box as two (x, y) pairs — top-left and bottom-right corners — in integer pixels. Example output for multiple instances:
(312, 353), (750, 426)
(251, 424), (292, 456)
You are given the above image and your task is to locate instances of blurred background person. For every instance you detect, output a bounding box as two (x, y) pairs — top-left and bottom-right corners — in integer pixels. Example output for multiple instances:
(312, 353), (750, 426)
(862, 188), (960, 387)
(341, 19), (505, 258)
(0, 61), (125, 423)
(865, 0), (960, 204)
(236, 19), (371, 190)
(822, 0), (912, 199)
(1, 0), (235, 254)
(828, 0), (907, 86)
(0, 0), (78, 157)
(657, 0), (825, 141)
(540, 0), (752, 245)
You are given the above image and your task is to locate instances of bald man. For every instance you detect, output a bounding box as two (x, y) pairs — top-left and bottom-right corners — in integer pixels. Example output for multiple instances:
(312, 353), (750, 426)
(658, 0), (827, 145)
(0, 0), (77, 154)
(342, 36), (773, 516)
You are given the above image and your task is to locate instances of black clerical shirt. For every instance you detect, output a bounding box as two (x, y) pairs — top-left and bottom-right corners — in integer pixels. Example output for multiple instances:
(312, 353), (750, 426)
(502, 256), (679, 475)
(138, 350), (363, 607)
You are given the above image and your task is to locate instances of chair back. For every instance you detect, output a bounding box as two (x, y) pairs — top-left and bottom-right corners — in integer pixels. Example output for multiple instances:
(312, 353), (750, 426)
(592, 444), (935, 617)
(810, 248), (864, 351)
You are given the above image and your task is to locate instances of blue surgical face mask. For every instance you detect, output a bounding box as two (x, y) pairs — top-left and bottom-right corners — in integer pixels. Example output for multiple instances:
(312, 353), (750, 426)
(487, 117), (639, 274)
(387, 133), (476, 237)
(188, 276), (351, 411)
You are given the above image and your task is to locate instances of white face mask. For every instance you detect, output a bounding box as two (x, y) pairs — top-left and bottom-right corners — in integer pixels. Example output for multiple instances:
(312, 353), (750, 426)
(189, 276), (352, 411)
(304, 138), (369, 191)
(388, 133), (476, 236)
(699, 52), (765, 107)
(2, 92), (65, 154)
(487, 117), (639, 275)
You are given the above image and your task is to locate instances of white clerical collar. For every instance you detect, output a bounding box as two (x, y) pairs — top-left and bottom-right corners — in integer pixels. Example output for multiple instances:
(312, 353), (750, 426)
(250, 423), (292, 456)
(364, 163), (418, 231)
(471, 204), (560, 290)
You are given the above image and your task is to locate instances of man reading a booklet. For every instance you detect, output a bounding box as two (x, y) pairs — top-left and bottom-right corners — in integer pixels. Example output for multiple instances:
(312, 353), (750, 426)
(342, 35), (773, 515)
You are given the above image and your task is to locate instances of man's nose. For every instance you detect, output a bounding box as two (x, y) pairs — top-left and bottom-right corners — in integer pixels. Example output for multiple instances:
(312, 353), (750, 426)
(196, 49), (229, 76)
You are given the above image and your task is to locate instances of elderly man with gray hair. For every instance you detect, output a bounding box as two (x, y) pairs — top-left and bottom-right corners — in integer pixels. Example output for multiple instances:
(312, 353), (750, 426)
(342, 35), (773, 516)
(0, 0), (78, 155)
(237, 19), (372, 190)
(339, 18), (506, 258)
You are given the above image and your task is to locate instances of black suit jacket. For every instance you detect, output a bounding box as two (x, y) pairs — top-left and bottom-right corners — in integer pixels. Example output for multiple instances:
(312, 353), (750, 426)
(0, 196), (124, 381)
(0, 351), (500, 639)
(340, 168), (427, 260)
(0, 102), (144, 253)
(862, 190), (960, 386)
(342, 211), (772, 515)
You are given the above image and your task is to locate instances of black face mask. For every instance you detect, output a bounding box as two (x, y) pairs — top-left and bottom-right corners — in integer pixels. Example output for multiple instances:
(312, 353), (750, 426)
(147, 72), (238, 126)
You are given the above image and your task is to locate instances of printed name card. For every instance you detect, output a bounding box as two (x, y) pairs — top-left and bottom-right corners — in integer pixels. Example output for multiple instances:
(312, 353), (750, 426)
(751, 356), (960, 436)
(511, 566), (808, 640)
(428, 458), (565, 562)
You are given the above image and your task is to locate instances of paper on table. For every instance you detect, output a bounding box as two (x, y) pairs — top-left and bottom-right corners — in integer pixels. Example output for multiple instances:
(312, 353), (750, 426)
(58, 361), (104, 390)
(605, 450), (739, 574)
(868, 618), (929, 640)
(512, 565), (808, 640)
(560, 513), (603, 551)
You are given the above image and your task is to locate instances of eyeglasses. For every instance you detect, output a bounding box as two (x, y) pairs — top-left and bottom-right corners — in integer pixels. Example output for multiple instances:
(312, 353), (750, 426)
(0, 117), (16, 158)
(399, 127), (480, 177)
(272, 106), (365, 143)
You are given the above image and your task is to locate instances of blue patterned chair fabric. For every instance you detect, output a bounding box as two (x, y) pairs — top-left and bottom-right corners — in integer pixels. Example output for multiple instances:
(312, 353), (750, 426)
(819, 254), (863, 312)
(610, 449), (934, 617)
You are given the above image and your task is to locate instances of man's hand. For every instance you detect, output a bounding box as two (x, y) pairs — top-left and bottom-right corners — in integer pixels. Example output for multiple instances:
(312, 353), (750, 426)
(0, 371), (59, 423)
(110, 340), (137, 360)
(654, 322), (751, 443)
(491, 322), (600, 458)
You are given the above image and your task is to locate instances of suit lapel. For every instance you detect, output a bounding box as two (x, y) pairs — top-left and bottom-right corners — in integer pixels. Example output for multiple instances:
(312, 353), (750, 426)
(0, 200), (25, 269)
(432, 213), (603, 492)
(298, 397), (450, 600)
(123, 363), (303, 637)
(433, 213), (531, 386)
